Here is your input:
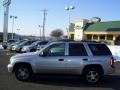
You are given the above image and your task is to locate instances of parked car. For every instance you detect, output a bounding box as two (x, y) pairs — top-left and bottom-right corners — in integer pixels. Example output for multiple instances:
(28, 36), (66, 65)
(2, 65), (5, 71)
(0, 39), (3, 43)
(7, 41), (115, 84)
(37, 40), (53, 51)
(7, 40), (25, 51)
(21, 40), (48, 53)
(12, 40), (35, 52)
(2, 39), (17, 49)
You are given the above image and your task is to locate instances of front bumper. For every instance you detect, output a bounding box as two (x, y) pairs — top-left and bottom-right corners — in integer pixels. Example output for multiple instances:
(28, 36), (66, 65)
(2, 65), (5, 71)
(7, 64), (14, 72)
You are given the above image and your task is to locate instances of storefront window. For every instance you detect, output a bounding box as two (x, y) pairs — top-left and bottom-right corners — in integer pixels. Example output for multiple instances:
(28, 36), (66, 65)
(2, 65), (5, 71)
(93, 35), (98, 40)
(100, 35), (105, 40)
(86, 35), (92, 40)
(107, 35), (113, 40)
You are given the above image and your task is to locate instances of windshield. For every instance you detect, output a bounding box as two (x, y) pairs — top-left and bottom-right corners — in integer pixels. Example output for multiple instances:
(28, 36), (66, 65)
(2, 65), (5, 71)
(14, 40), (24, 44)
(31, 41), (40, 46)
(19, 41), (28, 45)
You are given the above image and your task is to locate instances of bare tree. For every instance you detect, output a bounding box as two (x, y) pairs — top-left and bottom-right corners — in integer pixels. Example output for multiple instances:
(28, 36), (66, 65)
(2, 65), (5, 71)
(50, 29), (63, 40)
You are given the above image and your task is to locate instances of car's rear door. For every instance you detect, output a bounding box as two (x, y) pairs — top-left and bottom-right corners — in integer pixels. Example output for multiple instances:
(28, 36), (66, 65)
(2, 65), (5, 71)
(66, 43), (88, 74)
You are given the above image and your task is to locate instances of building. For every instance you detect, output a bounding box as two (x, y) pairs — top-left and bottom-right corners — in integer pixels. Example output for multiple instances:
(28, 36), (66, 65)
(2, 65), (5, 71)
(69, 19), (120, 45)
(0, 32), (18, 40)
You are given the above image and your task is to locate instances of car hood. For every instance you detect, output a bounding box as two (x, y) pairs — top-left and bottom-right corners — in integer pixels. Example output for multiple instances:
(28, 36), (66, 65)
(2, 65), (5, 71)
(24, 44), (35, 48)
(23, 45), (31, 48)
(14, 44), (21, 47)
(11, 52), (38, 60)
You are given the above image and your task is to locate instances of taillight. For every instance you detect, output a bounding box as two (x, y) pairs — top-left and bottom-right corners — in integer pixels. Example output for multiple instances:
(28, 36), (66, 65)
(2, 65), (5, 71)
(109, 57), (115, 68)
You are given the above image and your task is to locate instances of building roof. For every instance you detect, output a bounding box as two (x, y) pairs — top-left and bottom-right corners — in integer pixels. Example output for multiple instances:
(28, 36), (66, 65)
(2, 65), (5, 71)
(85, 21), (120, 32)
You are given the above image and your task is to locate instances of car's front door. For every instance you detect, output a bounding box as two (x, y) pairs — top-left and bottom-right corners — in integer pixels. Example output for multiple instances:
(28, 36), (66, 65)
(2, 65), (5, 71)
(37, 43), (67, 74)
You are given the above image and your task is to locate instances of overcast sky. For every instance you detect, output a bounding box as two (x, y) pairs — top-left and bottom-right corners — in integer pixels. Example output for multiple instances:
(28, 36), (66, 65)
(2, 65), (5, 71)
(0, 0), (120, 36)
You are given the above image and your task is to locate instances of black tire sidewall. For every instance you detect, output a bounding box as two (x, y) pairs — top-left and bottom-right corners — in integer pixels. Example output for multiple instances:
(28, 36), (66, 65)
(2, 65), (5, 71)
(15, 65), (32, 81)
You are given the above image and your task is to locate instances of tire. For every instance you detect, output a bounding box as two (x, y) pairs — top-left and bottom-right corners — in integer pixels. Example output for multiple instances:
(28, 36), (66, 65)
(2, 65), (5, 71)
(83, 68), (101, 84)
(3, 46), (7, 49)
(16, 48), (22, 53)
(30, 49), (36, 52)
(14, 64), (32, 81)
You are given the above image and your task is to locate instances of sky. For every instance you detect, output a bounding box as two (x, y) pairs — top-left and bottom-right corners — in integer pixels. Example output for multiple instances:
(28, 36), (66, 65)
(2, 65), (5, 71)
(0, 0), (120, 36)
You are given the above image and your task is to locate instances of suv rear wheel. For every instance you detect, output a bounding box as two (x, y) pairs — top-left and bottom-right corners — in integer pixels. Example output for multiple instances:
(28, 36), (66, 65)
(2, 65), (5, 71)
(14, 64), (32, 81)
(83, 68), (100, 84)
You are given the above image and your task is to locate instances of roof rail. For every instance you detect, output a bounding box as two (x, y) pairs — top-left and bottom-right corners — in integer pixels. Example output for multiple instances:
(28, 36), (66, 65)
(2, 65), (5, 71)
(58, 39), (75, 42)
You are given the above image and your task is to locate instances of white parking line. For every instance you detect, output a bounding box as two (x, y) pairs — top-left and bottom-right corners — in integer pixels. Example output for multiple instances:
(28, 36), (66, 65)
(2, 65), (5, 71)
(6, 52), (16, 56)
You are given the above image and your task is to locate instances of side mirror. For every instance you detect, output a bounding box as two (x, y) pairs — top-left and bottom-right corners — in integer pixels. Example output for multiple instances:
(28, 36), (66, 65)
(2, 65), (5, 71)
(39, 51), (47, 57)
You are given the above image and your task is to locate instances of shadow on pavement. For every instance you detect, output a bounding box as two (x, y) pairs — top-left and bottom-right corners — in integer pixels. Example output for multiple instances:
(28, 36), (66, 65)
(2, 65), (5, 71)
(28, 74), (120, 90)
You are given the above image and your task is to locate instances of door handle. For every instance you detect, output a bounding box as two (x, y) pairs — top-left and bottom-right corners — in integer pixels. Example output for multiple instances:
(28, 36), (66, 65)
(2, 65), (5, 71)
(58, 59), (64, 61)
(82, 58), (88, 61)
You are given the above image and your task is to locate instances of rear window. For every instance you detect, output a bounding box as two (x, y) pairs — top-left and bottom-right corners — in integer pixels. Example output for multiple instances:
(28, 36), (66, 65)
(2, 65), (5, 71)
(39, 41), (48, 45)
(88, 44), (112, 56)
(8, 40), (16, 43)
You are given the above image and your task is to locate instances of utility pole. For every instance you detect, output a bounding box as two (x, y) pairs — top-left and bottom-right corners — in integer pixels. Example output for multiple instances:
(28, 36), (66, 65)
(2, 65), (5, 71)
(41, 9), (48, 40)
(38, 25), (42, 40)
(10, 15), (17, 39)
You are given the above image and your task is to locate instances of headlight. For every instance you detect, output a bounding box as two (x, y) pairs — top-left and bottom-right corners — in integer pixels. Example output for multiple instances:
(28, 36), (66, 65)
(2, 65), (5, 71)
(26, 48), (30, 52)
(9, 57), (14, 64)
(12, 45), (18, 50)
(22, 47), (30, 52)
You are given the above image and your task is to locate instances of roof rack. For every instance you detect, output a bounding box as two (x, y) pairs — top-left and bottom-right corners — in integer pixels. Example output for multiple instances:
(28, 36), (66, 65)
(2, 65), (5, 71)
(54, 39), (103, 43)
(58, 39), (75, 42)
(80, 40), (103, 43)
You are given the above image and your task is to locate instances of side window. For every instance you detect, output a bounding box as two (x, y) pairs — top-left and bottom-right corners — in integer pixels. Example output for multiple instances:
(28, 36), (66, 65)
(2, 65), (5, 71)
(69, 43), (88, 56)
(24, 42), (28, 45)
(25, 41), (30, 45)
(44, 43), (65, 56)
(88, 44), (112, 56)
(29, 41), (33, 44)
(39, 41), (48, 45)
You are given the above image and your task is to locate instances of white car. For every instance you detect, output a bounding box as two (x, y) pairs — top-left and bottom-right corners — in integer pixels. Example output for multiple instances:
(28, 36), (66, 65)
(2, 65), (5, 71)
(7, 40), (25, 51)
(12, 40), (35, 52)
(22, 41), (49, 52)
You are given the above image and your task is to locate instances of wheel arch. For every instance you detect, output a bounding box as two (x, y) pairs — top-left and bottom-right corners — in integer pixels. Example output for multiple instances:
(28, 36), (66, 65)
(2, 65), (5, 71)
(82, 64), (104, 75)
(13, 62), (33, 73)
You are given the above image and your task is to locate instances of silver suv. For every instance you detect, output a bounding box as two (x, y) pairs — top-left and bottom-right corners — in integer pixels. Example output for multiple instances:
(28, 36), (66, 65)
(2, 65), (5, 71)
(7, 41), (115, 84)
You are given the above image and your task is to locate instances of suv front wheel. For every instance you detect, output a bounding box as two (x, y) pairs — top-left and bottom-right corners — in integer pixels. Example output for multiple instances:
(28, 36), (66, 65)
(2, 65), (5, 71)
(83, 68), (100, 84)
(14, 64), (32, 81)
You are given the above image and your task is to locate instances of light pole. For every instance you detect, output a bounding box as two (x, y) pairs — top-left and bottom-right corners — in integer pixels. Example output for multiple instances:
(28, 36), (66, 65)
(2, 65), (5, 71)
(10, 15), (17, 39)
(38, 25), (42, 40)
(65, 6), (75, 39)
(3, 0), (11, 42)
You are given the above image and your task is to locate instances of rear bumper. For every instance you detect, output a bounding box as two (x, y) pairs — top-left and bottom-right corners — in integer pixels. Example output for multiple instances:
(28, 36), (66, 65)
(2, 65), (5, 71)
(104, 66), (115, 75)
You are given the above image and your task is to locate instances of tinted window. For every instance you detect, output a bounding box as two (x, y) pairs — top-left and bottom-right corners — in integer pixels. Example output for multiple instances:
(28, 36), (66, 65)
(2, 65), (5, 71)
(88, 44), (112, 56)
(69, 43), (88, 56)
(39, 41), (48, 45)
(8, 40), (16, 43)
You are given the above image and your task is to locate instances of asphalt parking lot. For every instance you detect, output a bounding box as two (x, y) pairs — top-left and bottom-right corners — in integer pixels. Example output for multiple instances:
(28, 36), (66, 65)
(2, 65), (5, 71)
(0, 49), (120, 90)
